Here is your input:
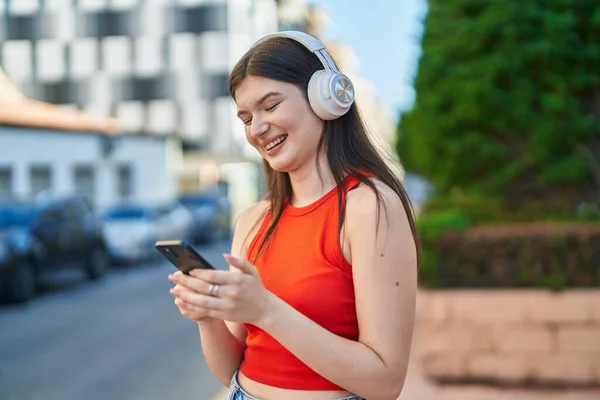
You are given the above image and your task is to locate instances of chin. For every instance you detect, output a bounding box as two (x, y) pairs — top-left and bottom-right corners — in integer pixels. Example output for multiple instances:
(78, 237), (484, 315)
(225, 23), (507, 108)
(266, 158), (294, 173)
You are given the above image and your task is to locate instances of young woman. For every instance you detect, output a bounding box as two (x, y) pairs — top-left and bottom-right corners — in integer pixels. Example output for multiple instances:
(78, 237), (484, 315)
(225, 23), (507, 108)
(168, 31), (420, 400)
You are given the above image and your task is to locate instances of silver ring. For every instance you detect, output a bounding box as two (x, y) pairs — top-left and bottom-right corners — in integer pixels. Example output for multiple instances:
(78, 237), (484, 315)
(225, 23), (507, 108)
(209, 284), (220, 297)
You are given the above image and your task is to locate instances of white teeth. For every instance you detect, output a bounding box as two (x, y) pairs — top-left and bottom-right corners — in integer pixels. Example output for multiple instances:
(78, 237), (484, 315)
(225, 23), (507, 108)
(265, 135), (287, 151)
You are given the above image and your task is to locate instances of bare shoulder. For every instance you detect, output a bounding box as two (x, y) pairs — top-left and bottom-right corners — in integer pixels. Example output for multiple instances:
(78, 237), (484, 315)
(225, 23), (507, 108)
(345, 177), (417, 263)
(231, 199), (270, 259)
(346, 177), (408, 224)
(235, 199), (270, 233)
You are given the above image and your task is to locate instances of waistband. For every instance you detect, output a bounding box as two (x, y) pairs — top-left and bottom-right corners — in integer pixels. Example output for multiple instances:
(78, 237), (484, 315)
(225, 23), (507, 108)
(224, 370), (260, 400)
(225, 370), (364, 400)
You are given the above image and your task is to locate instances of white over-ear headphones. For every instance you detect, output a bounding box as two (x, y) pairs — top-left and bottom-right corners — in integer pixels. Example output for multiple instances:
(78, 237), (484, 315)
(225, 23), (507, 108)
(252, 31), (355, 120)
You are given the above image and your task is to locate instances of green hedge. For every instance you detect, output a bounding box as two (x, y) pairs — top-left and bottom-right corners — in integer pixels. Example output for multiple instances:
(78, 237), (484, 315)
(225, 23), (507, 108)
(418, 217), (600, 290)
(420, 193), (597, 225)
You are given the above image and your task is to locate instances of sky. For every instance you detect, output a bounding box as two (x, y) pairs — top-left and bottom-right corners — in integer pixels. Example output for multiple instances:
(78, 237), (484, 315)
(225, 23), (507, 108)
(312, 0), (428, 120)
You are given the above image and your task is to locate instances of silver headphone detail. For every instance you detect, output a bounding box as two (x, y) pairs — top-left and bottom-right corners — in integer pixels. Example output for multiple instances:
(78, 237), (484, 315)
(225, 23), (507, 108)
(251, 31), (355, 120)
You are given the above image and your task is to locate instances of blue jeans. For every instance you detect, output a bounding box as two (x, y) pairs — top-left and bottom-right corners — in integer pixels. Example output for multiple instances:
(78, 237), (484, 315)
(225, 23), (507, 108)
(225, 370), (364, 400)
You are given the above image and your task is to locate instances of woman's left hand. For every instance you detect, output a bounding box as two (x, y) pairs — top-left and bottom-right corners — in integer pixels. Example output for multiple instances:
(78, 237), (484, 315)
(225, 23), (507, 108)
(168, 254), (276, 326)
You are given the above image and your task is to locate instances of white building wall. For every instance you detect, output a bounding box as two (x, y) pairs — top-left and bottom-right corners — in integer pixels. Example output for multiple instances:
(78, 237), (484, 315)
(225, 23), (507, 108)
(0, 127), (180, 209)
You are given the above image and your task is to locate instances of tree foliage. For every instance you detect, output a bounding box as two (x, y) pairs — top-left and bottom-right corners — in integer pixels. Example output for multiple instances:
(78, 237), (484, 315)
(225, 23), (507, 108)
(398, 0), (600, 206)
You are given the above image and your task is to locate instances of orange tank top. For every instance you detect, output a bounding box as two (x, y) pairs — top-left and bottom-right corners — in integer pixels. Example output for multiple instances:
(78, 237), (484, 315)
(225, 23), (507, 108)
(240, 175), (361, 390)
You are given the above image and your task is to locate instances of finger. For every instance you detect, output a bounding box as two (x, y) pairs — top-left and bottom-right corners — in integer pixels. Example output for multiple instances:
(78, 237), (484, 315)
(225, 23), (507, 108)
(170, 284), (200, 297)
(222, 254), (258, 276)
(174, 297), (208, 320)
(169, 272), (214, 294)
(174, 296), (188, 309)
(173, 289), (202, 310)
(188, 269), (245, 286)
(172, 287), (229, 311)
(173, 281), (239, 303)
(170, 284), (219, 306)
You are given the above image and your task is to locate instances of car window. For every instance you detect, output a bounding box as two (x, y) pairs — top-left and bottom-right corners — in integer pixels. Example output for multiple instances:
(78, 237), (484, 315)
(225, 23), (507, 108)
(71, 197), (93, 219)
(36, 207), (62, 225)
(56, 206), (78, 223)
(156, 204), (173, 217)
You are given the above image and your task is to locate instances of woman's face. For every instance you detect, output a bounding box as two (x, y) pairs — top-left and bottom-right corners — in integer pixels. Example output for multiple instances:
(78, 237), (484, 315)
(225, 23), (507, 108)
(235, 75), (324, 173)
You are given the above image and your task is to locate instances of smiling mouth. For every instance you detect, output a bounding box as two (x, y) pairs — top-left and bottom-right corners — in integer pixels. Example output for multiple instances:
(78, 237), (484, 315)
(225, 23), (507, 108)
(265, 134), (288, 151)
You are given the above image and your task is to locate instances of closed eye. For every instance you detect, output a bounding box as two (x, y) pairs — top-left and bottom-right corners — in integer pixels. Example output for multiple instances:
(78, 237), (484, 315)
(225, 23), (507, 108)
(266, 102), (280, 112)
(240, 102), (280, 126)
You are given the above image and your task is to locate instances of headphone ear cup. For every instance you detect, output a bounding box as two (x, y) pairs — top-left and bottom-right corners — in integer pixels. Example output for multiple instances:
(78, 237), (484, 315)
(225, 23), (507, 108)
(307, 70), (353, 120)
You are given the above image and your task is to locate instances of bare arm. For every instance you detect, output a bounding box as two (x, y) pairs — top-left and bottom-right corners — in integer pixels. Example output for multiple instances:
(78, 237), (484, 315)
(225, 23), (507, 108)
(197, 201), (268, 386)
(255, 183), (417, 399)
(196, 318), (244, 386)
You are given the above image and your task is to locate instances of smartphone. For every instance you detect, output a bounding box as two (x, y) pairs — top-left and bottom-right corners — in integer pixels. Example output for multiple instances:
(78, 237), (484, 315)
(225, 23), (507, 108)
(155, 240), (215, 274)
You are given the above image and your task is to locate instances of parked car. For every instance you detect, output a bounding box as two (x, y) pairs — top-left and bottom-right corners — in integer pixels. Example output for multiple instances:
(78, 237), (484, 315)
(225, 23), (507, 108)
(100, 205), (159, 264)
(101, 201), (194, 264)
(0, 195), (108, 303)
(154, 201), (195, 243)
(178, 193), (231, 243)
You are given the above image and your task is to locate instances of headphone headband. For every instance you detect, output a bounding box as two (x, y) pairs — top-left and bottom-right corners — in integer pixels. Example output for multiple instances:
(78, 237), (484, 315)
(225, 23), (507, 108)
(252, 31), (341, 74)
(254, 30), (325, 52)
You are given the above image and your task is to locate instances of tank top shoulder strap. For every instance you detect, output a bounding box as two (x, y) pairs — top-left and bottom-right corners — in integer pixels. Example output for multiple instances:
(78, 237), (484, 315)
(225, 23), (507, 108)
(341, 173), (364, 202)
(346, 174), (362, 189)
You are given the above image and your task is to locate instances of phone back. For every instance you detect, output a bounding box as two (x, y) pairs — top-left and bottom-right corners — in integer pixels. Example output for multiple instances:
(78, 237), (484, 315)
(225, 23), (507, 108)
(155, 240), (215, 273)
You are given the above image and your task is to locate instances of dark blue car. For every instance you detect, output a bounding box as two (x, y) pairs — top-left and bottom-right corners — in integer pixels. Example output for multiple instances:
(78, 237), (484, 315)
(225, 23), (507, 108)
(0, 195), (108, 303)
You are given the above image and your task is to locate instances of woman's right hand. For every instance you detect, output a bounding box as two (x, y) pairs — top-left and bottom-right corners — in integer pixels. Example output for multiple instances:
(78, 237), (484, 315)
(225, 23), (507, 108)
(169, 271), (212, 322)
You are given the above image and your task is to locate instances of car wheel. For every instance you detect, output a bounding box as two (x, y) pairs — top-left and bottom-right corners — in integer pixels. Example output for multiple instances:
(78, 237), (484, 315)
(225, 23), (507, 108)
(5, 261), (35, 303)
(87, 248), (108, 280)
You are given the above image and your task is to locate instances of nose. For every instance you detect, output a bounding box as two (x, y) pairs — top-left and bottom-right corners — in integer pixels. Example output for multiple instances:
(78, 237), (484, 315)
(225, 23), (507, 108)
(250, 116), (268, 139)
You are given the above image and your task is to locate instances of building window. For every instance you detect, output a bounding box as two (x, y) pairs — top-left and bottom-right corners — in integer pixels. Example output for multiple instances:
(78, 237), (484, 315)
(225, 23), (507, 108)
(173, 4), (228, 34)
(29, 165), (52, 196)
(0, 167), (13, 196)
(116, 164), (133, 199)
(80, 10), (134, 38)
(73, 165), (95, 198)
(36, 79), (88, 105)
(119, 74), (171, 102)
(203, 72), (228, 98)
(6, 14), (42, 41)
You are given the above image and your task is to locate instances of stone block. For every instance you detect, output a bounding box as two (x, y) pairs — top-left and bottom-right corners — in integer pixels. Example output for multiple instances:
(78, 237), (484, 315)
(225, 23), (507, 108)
(494, 326), (554, 352)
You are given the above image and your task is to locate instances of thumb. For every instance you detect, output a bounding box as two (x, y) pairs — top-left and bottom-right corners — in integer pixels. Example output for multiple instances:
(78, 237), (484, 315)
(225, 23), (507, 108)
(223, 254), (258, 276)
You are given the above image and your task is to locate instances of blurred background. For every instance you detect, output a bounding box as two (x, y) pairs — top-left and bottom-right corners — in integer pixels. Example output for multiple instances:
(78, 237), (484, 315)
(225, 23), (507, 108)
(0, 0), (599, 399)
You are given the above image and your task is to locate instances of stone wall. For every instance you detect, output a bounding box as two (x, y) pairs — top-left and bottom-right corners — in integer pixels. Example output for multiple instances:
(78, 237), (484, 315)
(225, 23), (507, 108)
(415, 289), (600, 386)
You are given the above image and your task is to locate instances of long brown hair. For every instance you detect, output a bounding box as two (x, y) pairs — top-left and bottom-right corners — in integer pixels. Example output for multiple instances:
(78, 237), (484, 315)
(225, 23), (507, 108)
(228, 37), (421, 266)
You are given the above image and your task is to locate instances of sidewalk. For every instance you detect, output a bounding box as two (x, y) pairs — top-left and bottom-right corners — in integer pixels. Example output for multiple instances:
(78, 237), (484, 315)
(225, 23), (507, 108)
(399, 363), (600, 400)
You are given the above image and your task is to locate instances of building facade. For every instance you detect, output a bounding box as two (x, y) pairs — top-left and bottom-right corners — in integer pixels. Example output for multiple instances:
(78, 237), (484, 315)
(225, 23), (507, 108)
(0, 0), (278, 156)
(0, 125), (181, 209)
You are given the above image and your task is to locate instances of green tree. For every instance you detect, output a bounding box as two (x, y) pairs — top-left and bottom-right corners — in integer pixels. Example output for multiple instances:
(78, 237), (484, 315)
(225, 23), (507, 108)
(398, 0), (600, 209)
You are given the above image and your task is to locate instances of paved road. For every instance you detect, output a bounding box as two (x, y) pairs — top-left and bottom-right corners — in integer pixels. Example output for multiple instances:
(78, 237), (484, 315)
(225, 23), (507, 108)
(0, 241), (232, 400)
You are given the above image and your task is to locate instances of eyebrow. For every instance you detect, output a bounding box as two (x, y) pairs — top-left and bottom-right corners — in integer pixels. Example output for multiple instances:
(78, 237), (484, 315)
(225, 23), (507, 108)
(237, 91), (282, 117)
